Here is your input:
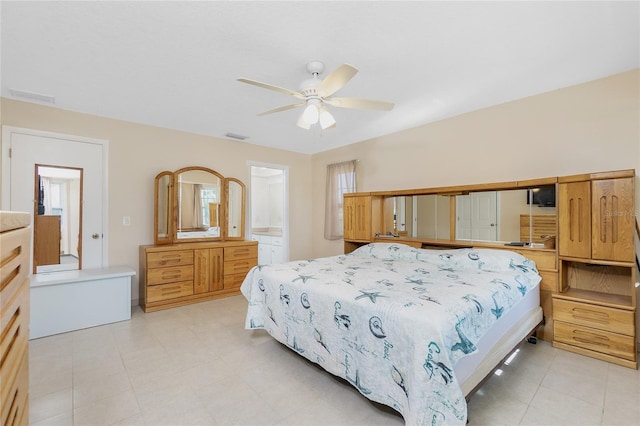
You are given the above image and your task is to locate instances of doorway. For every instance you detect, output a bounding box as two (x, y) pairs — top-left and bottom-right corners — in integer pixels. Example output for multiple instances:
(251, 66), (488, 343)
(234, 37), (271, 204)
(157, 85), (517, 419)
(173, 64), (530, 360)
(249, 163), (288, 264)
(2, 126), (108, 272)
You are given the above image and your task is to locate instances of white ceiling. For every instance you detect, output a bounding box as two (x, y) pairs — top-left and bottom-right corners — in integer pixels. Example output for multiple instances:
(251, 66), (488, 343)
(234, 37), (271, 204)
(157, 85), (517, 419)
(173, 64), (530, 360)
(2, 1), (638, 155)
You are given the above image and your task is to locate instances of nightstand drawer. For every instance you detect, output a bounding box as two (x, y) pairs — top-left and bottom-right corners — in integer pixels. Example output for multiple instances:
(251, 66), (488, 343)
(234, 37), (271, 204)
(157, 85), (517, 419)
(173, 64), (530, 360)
(553, 298), (634, 336)
(147, 281), (193, 302)
(539, 270), (558, 292)
(147, 250), (194, 268)
(147, 265), (194, 285)
(523, 250), (556, 270)
(554, 320), (636, 361)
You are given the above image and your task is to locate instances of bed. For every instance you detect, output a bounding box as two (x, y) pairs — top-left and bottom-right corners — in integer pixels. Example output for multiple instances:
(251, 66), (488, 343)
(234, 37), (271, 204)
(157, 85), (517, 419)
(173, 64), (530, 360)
(241, 243), (543, 425)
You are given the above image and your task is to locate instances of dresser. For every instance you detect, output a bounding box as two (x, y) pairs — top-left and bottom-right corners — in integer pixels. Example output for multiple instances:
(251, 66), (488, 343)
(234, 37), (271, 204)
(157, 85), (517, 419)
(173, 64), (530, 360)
(1, 211), (31, 426)
(139, 240), (258, 312)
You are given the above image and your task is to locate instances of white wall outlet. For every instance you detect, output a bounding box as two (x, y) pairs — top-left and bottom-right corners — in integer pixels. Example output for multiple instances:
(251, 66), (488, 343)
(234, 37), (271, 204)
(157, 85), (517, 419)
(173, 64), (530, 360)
(123, 216), (131, 226)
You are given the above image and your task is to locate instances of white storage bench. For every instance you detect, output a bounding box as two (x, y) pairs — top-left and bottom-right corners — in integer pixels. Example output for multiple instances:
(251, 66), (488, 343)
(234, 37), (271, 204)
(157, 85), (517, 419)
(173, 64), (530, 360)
(30, 266), (135, 339)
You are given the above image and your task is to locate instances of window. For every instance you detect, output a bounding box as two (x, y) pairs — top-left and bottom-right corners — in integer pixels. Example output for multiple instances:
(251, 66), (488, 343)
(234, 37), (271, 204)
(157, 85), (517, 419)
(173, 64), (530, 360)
(324, 160), (357, 240)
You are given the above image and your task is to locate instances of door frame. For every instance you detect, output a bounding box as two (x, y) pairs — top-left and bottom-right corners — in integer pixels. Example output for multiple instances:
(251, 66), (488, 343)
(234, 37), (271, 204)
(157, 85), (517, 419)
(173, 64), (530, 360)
(248, 161), (289, 263)
(1, 125), (110, 268)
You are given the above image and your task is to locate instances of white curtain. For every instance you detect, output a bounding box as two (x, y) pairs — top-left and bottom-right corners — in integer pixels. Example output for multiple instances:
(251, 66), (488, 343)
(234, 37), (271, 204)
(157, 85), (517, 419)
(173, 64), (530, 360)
(324, 160), (357, 240)
(40, 177), (53, 215)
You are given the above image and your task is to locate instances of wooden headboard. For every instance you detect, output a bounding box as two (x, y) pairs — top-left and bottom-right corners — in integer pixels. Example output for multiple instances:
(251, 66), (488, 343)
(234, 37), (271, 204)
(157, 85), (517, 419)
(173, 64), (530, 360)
(519, 214), (556, 243)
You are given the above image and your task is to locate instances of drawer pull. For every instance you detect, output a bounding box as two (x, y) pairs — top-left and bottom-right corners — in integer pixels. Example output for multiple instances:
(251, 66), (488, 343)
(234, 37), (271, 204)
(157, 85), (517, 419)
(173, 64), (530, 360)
(159, 255), (184, 265)
(6, 388), (19, 426)
(1, 265), (20, 292)
(161, 271), (182, 280)
(0, 246), (21, 268)
(0, 324), (21, 370)
(572, 330), (610, 348)
(571, 308), (609, 325)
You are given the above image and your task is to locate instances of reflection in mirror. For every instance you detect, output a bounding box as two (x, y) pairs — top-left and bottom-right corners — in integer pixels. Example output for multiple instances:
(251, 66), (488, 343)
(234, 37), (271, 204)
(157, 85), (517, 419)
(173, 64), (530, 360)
(455, 187), (557, 244)
(456, 192), (498, 241)
(384, 195), (451, 239)
(34, 165), (82, 273)
(154, 172), (172, 245)
(176, 169), (222, 239)
(226, 179), (245, 239)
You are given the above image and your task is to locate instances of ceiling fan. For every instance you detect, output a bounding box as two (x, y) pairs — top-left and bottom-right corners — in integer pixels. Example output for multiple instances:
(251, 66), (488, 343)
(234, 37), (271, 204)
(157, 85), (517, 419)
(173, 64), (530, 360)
(237, 60), (394, 130)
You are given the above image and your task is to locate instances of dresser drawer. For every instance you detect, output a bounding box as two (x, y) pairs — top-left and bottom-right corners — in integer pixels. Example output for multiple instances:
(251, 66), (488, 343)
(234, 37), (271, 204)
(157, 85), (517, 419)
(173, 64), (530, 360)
(147, 281), (194, 302)
(147, 265), (194, 285)
(554, 320), (636, 361)
(553, 298), (634, 336)
(147, 250), (194, 269)
(224, 244), (258, 261)
(224, 258), (257, 276)
(224, 273), (247, 290)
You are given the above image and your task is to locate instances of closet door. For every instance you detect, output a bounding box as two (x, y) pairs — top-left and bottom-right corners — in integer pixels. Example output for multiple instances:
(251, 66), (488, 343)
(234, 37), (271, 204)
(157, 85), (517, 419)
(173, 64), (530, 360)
(591, 178), (634, 262)
(558, 181), (591, 259)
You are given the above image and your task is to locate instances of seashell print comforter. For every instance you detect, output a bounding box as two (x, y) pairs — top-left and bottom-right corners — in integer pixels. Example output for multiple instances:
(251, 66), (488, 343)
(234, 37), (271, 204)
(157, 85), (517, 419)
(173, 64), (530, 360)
(241, 243), (541, 425)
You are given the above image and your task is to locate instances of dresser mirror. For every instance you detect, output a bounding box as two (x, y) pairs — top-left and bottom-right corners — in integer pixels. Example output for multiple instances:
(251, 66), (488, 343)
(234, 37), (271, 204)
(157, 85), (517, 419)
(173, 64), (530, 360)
(153, 166), (247, 244)
(225, 178), (245, 240)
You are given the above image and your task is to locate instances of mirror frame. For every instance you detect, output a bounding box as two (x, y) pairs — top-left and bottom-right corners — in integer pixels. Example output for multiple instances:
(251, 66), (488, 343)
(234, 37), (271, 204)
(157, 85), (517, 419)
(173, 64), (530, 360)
(154, 171), (173, 245)
(33, 163), (84, 273)
(153, 166), (247, 244)
(224, 178), (246, 240)
(173, 166), (224, 243)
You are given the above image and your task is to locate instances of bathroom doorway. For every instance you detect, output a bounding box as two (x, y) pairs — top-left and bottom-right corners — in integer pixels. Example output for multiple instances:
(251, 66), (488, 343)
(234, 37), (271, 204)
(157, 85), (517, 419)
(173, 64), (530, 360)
(249, 163), (288, 265)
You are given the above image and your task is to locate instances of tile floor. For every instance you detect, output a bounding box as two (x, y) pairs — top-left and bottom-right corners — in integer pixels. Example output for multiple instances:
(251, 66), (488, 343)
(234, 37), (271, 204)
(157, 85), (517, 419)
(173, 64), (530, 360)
(29, 296), (640, 426)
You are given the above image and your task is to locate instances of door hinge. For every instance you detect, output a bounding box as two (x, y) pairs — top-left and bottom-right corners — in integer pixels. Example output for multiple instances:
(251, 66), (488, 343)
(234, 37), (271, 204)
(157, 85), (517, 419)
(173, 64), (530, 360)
(8, 148), (11, 158)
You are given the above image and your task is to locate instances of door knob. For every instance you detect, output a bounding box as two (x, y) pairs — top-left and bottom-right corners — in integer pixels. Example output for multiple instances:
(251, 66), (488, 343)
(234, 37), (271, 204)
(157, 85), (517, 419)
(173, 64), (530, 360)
(92, 233), (100, 239)
(490, 223), (495, 227)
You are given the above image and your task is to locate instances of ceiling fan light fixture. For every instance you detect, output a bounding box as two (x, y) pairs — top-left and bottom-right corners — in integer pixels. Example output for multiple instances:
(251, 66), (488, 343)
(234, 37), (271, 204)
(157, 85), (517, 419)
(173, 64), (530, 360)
(296, 113), (311, 129)
(302, 102), (320, 124)
(319, 108), (336, 130)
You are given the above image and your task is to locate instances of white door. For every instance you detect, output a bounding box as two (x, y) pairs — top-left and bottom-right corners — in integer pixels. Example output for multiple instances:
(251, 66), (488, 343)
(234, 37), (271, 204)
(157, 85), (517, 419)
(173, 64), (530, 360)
(250, 163), (289, 263)
(455, 192), (498, 241)
(471, 191), (498, 241)
(456, 195), (472, 240)
(2, 127), (107, 270)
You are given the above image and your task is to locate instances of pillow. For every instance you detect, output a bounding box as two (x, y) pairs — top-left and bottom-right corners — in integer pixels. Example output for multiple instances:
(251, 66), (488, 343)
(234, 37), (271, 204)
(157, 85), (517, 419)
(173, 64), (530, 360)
(416, 248), (538, 273)
(350, 243), (422, 260)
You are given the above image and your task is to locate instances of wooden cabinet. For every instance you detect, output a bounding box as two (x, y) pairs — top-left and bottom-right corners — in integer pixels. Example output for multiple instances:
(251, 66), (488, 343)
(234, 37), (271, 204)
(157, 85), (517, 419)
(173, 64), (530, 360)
(344, 193), (372, 242)
(1, 212), (31, 426)
(554, 171), (636, 369)
(140, 240), (257, 312)
(34, 214), (61, 267)
(559, 177), (634, 263)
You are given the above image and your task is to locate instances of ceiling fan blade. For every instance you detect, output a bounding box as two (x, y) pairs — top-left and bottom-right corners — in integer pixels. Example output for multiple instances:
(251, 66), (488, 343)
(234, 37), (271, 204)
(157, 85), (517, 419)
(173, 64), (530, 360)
(237, 78), (305, 99)
(326, 97), (394, 111)
(318, 64), (358, 98)
(257, 103), (305, 116)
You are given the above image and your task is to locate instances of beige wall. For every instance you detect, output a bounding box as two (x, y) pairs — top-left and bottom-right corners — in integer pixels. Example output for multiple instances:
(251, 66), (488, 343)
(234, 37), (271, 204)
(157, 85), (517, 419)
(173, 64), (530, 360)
(0, 98), (314, 301)
(312, 69), (640, 257)
(2, 69), (638, 302)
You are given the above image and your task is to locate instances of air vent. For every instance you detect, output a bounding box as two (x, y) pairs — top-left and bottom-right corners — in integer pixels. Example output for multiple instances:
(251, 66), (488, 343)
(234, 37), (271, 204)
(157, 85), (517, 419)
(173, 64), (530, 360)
(225, 132), (249, 141)
(8, 88), (55, 104)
